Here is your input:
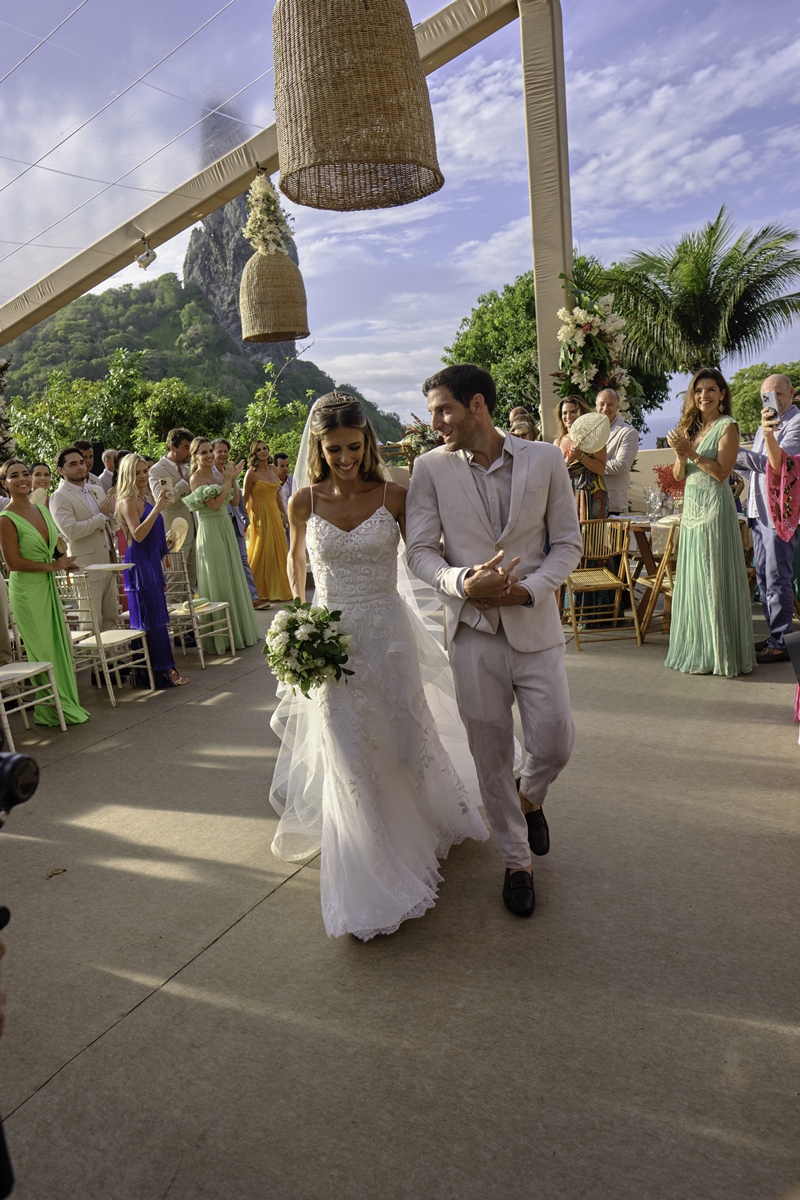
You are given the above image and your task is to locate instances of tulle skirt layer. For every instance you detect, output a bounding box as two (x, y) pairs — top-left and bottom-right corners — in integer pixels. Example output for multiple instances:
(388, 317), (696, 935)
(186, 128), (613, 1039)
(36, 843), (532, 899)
(269, 591), (488, 940)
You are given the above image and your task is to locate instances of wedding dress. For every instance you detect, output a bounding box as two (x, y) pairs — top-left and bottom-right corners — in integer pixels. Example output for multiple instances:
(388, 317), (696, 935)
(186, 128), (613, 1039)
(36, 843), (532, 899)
(269, 489), (489, 940)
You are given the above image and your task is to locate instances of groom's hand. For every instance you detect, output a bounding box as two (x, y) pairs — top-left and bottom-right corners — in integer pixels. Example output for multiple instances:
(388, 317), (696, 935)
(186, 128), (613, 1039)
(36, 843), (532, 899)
(464, 552), (521, 600)
(469, 583), (531, 610)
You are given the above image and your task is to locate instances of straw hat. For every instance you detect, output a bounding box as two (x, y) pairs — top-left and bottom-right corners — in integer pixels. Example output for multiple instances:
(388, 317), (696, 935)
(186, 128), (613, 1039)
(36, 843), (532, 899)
(29, 487), (48, 507)
(167, 517), (189, 552)
(569, 412), (610, 453)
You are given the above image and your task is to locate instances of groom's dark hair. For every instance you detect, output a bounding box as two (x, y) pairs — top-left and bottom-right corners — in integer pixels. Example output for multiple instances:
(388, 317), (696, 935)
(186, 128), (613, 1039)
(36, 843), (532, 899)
(422, 364), (497, 414)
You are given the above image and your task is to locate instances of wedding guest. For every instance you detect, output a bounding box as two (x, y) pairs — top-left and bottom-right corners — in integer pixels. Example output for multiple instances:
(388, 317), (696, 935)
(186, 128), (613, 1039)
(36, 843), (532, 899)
(50, 446), (118, 630)
(116, 455), (188, 688)
(149, 429), (197, 591)
(761, 403), (800, 728)
(183, 439), (260, 651)
(98, 449), (116, 493)
(73, 440), (102, 487)
(554, 396), (608, 519)
(736, 373), (800, 663)
(666, 368), (754, 677)
(275, 452), (294, 548)
(596, 389), (639, 515)
(0, 459), (89, 725)
(212, 438), (266, 609)
(509, 411), (538, 441)
(243, 441), (292, 602)
(29, 463), (53, 508)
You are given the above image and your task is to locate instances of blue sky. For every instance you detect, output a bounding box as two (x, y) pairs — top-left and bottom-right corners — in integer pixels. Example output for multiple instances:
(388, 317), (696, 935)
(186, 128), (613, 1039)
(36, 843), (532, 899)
(98, 0), (800, 446)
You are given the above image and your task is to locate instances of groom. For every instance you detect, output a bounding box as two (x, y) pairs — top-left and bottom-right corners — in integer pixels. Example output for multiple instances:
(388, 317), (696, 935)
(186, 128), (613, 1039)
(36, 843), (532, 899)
(406, 364), (582, 917)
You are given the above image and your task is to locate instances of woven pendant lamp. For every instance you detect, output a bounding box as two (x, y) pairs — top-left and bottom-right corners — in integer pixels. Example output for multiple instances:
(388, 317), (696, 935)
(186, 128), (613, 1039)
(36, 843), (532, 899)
(273, 0), (444, 211)
(239, 171), (310, 343)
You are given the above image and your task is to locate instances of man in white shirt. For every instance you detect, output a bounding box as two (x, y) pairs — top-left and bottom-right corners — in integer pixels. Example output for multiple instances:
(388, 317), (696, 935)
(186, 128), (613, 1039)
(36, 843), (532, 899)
(73, 439), (103, 488)
(274, 453), (293, 548)
(98, 448), (116, 493)
(149, 428), (197, 591)
(50, 445), (118, 630)
(596, 389), (639, 514)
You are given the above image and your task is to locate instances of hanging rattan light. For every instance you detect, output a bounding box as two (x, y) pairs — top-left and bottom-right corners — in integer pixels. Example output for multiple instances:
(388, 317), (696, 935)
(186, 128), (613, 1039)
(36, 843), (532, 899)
(239, 171), (310, 343)
(272, 0), (444, 211)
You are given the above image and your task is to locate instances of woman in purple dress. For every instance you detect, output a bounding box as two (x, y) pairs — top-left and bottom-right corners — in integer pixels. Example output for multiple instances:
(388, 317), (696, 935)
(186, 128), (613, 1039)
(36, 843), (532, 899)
(116, 455), (188, 688)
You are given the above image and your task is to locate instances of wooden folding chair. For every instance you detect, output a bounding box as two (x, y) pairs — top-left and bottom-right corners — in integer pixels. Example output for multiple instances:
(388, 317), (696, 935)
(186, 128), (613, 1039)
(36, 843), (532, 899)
(565, 519), (642, 651)
(636, 524), (679, 640)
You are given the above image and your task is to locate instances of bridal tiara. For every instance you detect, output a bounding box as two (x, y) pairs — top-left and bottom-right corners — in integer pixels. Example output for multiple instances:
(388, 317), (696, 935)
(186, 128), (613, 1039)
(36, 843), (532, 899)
(312, 391), (360, 412)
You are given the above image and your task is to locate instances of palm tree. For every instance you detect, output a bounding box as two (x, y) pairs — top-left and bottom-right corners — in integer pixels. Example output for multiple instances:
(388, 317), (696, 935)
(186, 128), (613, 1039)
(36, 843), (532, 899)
(608, 206), (800, 372)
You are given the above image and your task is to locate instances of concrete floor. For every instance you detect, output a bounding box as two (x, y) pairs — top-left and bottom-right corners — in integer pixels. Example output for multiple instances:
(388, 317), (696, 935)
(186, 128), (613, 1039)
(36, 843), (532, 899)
(1, 610), (799, 1200)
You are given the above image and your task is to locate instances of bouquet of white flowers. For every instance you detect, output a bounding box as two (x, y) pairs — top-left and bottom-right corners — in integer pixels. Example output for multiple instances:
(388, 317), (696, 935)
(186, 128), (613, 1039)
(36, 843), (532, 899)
(264, 599), (353, 697)
(554, 275), (639, 407)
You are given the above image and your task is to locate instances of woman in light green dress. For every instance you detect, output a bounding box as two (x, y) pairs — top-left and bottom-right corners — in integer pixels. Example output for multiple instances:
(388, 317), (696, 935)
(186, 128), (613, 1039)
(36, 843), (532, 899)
(0, 459), (90, 725)
(184, 439), (260, 653)
(665, 369), (755, 678)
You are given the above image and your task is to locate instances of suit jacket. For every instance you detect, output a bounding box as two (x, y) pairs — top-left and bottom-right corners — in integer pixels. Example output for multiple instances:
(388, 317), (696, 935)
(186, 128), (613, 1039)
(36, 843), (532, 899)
(50, 480), (113, 567)
(149, 456), (196, 534)
(604, 417), (639, 514)
(736, 407), (800, 527)
(406, 437), (582, 653)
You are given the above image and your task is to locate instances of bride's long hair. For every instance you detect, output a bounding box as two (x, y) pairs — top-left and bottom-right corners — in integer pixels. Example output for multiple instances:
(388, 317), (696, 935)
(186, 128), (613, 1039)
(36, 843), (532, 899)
(306, 393), (385, 484)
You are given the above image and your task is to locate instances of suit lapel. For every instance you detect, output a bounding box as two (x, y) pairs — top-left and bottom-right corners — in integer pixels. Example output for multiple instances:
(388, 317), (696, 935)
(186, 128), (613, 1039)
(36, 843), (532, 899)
(498, 445), (530, 540)
(449, 452), (495, 539)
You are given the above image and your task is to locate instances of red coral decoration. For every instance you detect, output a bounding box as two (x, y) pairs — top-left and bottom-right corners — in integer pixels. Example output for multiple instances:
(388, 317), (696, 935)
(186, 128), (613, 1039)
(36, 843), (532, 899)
(653, 463), (685, 498)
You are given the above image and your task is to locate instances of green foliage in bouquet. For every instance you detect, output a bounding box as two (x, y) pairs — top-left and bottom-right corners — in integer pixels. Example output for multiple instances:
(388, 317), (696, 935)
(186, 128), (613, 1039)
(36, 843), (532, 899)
(264, 599), (354, 697)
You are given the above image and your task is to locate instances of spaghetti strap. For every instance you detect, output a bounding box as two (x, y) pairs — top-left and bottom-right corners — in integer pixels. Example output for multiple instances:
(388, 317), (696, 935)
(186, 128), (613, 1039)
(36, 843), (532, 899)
(383, 481), (388, 506)
(310, 486), (314, 514)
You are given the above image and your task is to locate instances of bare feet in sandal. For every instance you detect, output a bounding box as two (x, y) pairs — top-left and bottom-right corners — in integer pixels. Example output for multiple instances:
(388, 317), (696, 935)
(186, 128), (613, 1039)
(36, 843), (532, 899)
(168, 669), (190, 686)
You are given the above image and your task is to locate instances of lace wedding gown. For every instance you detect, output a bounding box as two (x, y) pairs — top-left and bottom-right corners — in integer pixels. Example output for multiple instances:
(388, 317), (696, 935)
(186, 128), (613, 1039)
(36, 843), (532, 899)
(269, 499), (488, 940)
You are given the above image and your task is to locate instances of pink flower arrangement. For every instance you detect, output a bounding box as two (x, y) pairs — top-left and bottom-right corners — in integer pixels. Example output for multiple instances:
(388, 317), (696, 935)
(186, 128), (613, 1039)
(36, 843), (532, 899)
(653, 463), (685, 498)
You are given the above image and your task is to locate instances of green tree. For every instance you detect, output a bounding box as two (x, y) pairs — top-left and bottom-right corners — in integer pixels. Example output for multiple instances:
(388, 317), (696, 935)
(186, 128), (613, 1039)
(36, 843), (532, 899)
(444, 272), (538, 429)
(227, 365), (309, 464)
(610, 206), (800, 373)
(132, 378), (232, 458)
(729, 361), (800, 437)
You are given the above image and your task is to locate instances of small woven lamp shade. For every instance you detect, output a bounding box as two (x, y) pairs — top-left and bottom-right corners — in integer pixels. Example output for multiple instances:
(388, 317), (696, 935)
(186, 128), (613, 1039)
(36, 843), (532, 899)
(272, 0), (444, 211)
(240, 251), (310, 342)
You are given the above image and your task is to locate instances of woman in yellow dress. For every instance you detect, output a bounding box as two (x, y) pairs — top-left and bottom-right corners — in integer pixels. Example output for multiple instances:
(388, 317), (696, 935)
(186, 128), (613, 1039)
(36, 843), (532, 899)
(244, 441), (292, 601)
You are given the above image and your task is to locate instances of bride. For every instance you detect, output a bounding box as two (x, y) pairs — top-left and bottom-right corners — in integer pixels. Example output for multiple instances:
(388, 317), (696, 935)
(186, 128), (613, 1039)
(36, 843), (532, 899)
(269, 392), (488, 940)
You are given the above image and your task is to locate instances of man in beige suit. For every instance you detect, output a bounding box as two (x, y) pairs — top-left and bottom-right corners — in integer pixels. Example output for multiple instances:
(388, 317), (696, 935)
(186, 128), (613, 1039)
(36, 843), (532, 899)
(149, 428), (197, 592)
(50, 445), (118, 631)
(406, 365), (582, 918)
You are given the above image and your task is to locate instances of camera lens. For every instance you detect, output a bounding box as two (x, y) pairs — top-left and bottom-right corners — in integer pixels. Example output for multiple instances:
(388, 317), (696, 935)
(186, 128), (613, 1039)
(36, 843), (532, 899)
(0, 753), (39, 809)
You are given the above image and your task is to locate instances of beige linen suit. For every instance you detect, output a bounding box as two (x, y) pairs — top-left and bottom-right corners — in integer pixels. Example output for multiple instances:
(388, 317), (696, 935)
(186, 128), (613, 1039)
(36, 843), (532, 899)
(50, 480), (118, 631)
(149, 457), (197, 592)
(406, 437), (582, 868)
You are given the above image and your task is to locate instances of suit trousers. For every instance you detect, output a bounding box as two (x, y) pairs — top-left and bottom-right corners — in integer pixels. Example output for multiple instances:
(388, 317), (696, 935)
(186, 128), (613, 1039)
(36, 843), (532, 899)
(751, 519), (799, 648)
(85, 568), (118, 632)
(449, 625), (575, 869)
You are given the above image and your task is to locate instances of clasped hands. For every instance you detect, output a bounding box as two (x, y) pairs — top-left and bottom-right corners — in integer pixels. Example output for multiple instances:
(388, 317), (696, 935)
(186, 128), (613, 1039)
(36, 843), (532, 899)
(464, 551), (528, 610)
(666, 429), (692, 458)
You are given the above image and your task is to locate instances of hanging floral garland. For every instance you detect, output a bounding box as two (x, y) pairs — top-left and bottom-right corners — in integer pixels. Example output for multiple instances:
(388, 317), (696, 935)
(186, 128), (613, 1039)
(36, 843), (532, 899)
(554, 278), (638, 407)
(242, 172), (294, 255)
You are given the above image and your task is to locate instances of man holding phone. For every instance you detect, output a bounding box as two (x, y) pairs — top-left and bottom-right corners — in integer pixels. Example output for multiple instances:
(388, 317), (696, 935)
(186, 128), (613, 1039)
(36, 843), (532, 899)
(736, 373), (800, 662)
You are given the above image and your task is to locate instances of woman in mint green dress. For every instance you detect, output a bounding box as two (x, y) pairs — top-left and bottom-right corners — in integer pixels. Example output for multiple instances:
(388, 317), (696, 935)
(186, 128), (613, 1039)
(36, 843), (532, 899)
(0, 459), (90, 725)
(184, 439), (260, 653)
(665, 368), (755, 677)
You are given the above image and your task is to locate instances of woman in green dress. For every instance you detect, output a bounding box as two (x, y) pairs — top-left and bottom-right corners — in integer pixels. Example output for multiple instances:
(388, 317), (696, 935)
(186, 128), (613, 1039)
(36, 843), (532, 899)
(183, 439), (260, 653)
(0, 459), (90, 725)
(665, 368), (755, 678)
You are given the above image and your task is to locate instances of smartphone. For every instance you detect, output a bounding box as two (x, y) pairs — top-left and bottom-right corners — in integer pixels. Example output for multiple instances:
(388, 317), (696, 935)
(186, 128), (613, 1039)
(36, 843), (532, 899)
(763, 391), (779, 415)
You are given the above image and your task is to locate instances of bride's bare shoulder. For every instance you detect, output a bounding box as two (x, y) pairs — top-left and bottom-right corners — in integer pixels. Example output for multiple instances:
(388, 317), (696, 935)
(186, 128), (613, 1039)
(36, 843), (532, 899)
(289, 487), (313, 519)
(384, 480), (407, 515)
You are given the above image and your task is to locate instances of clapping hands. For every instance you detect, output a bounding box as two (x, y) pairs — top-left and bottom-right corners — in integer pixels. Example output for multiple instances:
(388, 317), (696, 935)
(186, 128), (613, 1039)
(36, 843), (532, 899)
(667, 429), (692, 458)
(224, 459), (246, 481)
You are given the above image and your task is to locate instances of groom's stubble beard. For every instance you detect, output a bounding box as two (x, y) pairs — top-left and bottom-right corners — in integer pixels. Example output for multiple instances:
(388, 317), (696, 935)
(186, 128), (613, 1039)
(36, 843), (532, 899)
(445, 408), (480, 453)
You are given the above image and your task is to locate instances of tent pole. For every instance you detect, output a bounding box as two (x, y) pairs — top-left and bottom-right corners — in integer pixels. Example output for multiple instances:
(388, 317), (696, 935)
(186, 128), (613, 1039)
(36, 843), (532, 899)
(518, 0), (574, 442)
